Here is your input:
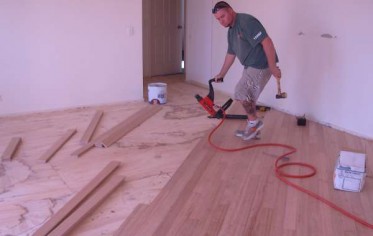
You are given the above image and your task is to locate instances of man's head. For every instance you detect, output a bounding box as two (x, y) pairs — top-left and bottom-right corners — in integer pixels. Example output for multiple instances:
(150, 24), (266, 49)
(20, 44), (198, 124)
(212, 1), (235, 28)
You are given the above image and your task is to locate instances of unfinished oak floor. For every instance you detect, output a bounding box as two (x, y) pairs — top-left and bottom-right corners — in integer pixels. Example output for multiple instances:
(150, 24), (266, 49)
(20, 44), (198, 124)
(1, 74), (373, 235)
(115, 101), (373, 236)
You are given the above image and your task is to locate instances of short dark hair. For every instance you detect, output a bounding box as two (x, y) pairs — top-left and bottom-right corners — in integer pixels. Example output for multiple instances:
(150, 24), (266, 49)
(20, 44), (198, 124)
(212, 1), (231, 14)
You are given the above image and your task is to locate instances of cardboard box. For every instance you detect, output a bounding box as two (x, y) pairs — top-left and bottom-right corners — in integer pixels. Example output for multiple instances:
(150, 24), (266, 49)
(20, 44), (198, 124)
(333, 150), (366, 192)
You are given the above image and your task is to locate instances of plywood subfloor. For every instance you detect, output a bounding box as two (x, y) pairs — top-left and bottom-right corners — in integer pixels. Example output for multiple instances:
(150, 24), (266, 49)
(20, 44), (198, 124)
(1, 74), (372, 235)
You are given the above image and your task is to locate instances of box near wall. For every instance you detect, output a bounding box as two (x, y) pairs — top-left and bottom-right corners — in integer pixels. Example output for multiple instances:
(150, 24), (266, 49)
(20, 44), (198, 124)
(333, 150), (366, 192)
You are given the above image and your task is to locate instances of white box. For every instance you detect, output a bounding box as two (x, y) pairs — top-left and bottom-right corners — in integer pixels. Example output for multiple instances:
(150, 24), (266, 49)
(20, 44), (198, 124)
(333, 150), (366, 192)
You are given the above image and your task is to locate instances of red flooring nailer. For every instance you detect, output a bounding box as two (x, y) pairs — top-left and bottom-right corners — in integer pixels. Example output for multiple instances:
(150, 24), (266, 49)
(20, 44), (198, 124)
(195, 78), (271, 119)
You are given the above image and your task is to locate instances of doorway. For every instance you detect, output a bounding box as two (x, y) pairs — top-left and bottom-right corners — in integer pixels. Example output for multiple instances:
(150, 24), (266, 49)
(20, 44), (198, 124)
(142, 0), (185, 78)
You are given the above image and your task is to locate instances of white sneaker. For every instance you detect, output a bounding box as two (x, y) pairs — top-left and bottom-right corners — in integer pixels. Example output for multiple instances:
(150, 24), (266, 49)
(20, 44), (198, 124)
(235, 130), (261, 139)
(240, 120), (264, 141)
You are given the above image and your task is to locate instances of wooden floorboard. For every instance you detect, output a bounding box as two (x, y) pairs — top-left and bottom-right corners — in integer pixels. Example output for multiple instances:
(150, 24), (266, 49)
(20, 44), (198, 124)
(116, 102), (373, 236)
(0, 74), (372, 235)
(33, 161), (121, 236)
(1, 137), (22, 161)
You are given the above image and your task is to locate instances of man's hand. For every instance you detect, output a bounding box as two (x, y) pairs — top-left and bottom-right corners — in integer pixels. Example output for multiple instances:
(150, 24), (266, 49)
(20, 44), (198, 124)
(214, 75), (224, 83)
(270, 66), (281, 80)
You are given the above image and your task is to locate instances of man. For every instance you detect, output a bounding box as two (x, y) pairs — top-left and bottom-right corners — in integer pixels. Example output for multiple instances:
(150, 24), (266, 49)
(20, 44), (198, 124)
(212, 1), (281, 140)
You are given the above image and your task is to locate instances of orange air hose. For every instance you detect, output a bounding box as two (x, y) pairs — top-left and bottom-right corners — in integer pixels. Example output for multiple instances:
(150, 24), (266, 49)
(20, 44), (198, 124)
(207, 111), (373, 229)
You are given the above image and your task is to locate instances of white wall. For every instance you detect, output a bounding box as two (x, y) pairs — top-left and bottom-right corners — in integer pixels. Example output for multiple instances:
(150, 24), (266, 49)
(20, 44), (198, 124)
(186, 0), (373, 139)
(0, 0), (143, 116)
(185, 0), (213, 84)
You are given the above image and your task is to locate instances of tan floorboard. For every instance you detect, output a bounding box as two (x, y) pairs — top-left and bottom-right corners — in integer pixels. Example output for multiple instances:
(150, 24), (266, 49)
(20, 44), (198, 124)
(116, 102), (373, 235)
(40, 129), (77, 162)
(49, 175), (125, 236)
(80, 110), (103, 144)
(33, 161), (121, 236)
(1, 137), (22, 161)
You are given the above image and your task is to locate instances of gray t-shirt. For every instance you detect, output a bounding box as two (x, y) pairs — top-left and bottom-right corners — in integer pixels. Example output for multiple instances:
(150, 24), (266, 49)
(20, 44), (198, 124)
(227, 13), (278, 69)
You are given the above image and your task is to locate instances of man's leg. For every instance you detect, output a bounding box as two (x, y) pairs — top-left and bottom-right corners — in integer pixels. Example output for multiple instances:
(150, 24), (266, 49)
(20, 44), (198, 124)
(241, 100), (257, 121)
(234, 67), (271, 140)
(236, 99), (263, 139)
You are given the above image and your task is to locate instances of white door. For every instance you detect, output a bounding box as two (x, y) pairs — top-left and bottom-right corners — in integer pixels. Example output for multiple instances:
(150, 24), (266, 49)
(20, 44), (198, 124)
(143, 0), (183, 76)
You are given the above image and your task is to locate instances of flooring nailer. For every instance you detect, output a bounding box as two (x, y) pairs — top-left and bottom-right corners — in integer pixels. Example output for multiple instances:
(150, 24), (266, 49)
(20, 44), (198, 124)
(195, 78), (271, 119)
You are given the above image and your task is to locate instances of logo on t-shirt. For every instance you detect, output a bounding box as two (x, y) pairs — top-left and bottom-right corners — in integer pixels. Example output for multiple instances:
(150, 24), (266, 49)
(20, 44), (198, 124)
(237, 32), (243, 39)
(253, 31), (262, 40)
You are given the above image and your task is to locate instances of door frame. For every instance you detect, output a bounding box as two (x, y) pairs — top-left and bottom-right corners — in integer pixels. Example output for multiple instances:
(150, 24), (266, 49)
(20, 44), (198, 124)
(142, 0), (185, 78)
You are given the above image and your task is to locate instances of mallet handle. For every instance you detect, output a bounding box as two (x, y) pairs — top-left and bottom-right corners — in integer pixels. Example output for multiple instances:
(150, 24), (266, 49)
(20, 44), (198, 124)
(277, 79), (282, 94)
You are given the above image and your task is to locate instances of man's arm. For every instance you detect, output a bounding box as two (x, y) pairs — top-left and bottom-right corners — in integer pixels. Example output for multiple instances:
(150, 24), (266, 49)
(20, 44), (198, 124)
(215, 53), (236, 81)
(261, 36), (281, 79)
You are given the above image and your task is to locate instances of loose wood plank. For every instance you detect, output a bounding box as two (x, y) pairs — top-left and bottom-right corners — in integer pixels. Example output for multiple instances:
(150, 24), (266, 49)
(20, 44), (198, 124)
(71, 142), (96, 157)
(40, 129), (77, 163)
(1, 137), (22, 161)
(33, 161), (121, 236)
(71, 105), (162, 157)
(96, 105), (162, 148)
(80, 110), (103, 144)
(48, 175), (125, 236)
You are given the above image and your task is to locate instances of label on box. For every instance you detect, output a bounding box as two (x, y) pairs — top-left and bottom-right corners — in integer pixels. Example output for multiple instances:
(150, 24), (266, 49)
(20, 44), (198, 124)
(333, 151), (366, 192)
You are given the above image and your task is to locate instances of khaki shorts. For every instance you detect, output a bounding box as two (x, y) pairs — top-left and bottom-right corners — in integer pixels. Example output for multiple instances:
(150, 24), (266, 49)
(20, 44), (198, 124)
(234, 67), (272, 102)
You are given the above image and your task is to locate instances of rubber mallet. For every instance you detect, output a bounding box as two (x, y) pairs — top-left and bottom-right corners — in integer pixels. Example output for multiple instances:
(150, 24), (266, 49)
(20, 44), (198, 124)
(276, 79), (287, 99)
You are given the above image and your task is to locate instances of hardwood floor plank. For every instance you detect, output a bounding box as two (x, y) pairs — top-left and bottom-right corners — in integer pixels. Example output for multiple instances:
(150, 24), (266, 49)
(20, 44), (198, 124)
(116, 104), (373, 235)
(70, 142), (95, 157)
(1, 137), (22, 161)
(33, 161), (121, 236)
(96, 105), (162, 148)
(80, 110), (103, 144)
(40, 129), (77, 162)
(48, 175), (124, 236)
(113, 204), (149, 236)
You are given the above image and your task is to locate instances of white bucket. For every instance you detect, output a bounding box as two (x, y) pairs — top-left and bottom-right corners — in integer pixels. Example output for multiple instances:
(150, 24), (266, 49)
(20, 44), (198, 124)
(148, 82), (167, 104)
